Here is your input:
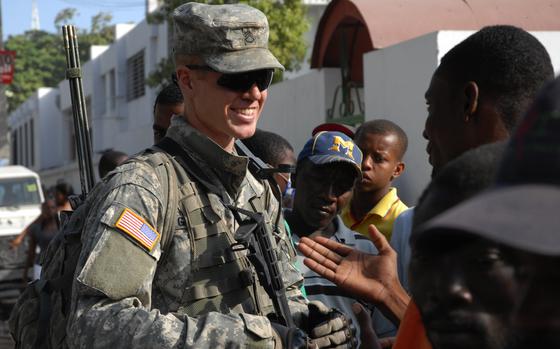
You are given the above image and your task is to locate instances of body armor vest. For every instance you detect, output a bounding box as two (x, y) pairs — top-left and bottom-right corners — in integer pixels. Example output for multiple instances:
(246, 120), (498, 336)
(161, 155), (278, 318)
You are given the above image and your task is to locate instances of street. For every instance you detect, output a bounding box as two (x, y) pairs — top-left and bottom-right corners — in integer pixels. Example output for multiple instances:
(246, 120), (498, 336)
(0, 320), (13, 349)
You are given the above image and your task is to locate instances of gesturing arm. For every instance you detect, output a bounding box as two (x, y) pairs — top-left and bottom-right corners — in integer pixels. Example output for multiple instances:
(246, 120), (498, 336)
(297, 225), (410, 325)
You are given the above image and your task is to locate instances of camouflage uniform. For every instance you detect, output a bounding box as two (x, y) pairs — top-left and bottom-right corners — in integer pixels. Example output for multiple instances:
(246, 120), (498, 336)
(67, 117), (307, 348)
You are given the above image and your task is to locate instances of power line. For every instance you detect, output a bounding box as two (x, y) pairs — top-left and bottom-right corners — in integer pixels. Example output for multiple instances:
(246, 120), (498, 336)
(59, 0), (145, 10)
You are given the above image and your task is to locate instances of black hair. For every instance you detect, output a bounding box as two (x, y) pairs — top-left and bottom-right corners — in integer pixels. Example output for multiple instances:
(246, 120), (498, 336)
(242, 129), (294, 167)
(153, 83), (184, 113)
(437, 25), (554, 132)
(413, 142), (505, 228)
(355, 119), (408, 159)
(98, 149), (128, 179)
(54, 181), (74, 198)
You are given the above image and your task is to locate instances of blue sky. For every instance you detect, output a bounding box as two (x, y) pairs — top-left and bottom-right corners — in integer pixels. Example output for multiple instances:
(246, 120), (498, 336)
(2, 0), (146, 39)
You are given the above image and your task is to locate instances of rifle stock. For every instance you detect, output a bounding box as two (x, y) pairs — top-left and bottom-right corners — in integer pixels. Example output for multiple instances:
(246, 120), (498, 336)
(62, 25), (95, 197)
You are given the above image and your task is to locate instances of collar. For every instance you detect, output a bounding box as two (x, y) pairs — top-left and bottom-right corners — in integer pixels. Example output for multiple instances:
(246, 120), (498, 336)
(166, 116), (249, 195)
(369, 187), (400, 218)
(333, 216), (357, 245)
(289, 216), (357, 246)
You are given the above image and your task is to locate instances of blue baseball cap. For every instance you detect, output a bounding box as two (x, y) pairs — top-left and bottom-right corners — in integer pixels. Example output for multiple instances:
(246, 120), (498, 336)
(297, 131), (363, 178)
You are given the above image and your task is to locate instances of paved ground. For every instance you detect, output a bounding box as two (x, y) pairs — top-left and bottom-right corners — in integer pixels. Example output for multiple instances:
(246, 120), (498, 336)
(0, 321), (14, 349)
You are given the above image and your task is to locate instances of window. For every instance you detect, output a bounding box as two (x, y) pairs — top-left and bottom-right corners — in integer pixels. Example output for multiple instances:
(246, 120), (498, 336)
(126, 50), (145, 101)
(23, 123), (28, 166)
(0, 177), (41, 207)
(109, 69), (116, 110)
(17, 127), (22, 165)
(30, 120), (34, 167)
(11, 131), (17, 165)
(99, 74), (107, 115)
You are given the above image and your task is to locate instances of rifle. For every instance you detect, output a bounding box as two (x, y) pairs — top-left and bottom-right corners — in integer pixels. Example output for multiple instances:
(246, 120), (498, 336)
(230, 207), (295, 328)
(62, 25), (95, 202)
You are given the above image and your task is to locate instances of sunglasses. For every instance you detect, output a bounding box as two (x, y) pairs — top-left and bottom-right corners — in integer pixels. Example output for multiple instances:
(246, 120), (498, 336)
(185, 65), (274, 92)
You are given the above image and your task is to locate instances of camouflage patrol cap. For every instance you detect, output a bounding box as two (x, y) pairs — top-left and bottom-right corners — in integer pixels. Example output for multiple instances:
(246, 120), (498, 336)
(172, 2), (284, 73)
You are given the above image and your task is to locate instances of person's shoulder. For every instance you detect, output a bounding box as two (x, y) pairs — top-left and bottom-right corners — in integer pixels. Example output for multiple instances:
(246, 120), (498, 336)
(28, 221), (41, 236)
(395, 207), (415, 222)
(391, 207), (415, 246)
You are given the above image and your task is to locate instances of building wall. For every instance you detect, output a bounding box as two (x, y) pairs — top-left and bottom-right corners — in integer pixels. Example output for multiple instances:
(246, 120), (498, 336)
(260, 68), (341, 153)
(37, 88), (64, 171)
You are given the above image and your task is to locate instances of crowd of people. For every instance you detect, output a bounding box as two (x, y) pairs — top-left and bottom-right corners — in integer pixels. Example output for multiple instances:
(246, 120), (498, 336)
(7, 2), (559, 348)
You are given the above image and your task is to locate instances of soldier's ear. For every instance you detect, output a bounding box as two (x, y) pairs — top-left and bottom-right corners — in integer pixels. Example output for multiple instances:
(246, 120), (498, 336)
(177, 67), (194, 94)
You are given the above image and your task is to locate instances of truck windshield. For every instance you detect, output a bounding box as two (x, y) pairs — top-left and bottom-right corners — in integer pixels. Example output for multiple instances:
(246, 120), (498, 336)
(0, 177), (41, 207)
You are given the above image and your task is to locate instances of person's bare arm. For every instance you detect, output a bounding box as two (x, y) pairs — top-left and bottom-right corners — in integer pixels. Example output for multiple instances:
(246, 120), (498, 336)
(23, 234), (36, 284)
(11, 216), (42, 249)
(298, 224), (410, 325)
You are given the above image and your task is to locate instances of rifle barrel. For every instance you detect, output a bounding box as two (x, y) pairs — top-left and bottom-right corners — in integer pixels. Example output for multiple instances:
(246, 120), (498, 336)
(62, 25), (95, 195)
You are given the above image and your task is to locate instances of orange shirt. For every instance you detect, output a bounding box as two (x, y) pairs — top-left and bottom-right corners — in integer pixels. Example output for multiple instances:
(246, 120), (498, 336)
(393, 300), (432, 349)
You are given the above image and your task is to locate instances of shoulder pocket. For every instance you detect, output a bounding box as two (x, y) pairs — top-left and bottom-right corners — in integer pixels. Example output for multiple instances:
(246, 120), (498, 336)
(240, 313), (273, 340)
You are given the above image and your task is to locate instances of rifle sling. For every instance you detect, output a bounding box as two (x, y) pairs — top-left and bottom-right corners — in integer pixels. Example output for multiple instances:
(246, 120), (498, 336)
(156, 137), (233, 206)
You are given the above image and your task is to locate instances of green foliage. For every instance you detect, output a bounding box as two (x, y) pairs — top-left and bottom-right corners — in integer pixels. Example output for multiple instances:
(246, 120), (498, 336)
(146, 0), (309, 89)
(5, 8), (115, 112)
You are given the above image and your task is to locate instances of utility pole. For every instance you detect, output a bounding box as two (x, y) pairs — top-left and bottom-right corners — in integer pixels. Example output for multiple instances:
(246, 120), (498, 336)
(0, 0), (9, 164)
(31, 0), (40, 31)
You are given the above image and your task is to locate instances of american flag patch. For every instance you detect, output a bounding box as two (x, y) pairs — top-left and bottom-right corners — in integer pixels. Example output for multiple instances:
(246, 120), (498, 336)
(115, 208), (160, 252)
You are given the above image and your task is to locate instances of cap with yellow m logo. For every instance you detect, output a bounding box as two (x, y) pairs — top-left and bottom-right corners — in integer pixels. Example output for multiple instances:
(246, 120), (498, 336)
(297, 131), (363, 177)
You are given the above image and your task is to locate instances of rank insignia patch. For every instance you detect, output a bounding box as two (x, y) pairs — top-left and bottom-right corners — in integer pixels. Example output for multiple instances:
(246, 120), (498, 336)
(115, 208), (160, 252)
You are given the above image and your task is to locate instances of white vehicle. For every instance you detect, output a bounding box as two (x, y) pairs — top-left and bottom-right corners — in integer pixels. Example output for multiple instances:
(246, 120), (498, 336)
(0, 166), (44, 317)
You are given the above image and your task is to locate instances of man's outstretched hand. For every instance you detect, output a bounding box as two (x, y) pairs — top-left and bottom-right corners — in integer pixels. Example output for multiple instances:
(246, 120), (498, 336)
(298, 225), (410, 324)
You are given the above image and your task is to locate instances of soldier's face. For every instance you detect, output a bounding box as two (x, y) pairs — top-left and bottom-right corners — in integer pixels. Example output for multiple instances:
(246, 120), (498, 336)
(182, 68), (267, 148)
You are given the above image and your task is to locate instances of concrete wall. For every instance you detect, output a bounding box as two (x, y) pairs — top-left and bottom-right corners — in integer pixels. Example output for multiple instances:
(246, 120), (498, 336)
(363, 30), (560, 205)
(36, 88), (64, 170)
(260, 68), (341, 153)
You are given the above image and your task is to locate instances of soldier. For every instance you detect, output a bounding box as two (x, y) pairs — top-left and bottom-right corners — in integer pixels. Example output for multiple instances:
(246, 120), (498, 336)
(67, 3), (353, 348)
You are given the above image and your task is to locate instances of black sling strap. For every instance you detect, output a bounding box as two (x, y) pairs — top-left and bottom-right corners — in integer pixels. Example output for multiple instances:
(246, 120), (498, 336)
(156, 137), (233, 205)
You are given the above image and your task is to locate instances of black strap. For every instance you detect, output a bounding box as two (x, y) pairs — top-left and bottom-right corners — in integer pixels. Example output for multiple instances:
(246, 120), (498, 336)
(156, 137), (233, 206)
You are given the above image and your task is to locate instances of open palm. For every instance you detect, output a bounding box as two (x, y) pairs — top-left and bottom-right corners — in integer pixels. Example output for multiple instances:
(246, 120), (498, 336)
(298, 224), (409, 323)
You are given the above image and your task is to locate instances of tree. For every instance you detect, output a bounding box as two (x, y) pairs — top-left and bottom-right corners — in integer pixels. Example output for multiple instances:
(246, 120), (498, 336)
(146, 0), (309, 89)
(54, 8), (78, 31)
(5, 8), (115, 112)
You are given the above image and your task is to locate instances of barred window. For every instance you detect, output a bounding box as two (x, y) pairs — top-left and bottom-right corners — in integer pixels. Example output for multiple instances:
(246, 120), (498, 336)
(11, 131), (17, 165)
(109, 69), (116, 110)
(30, 119), (34, 167)
(126, 50), (145, 101)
